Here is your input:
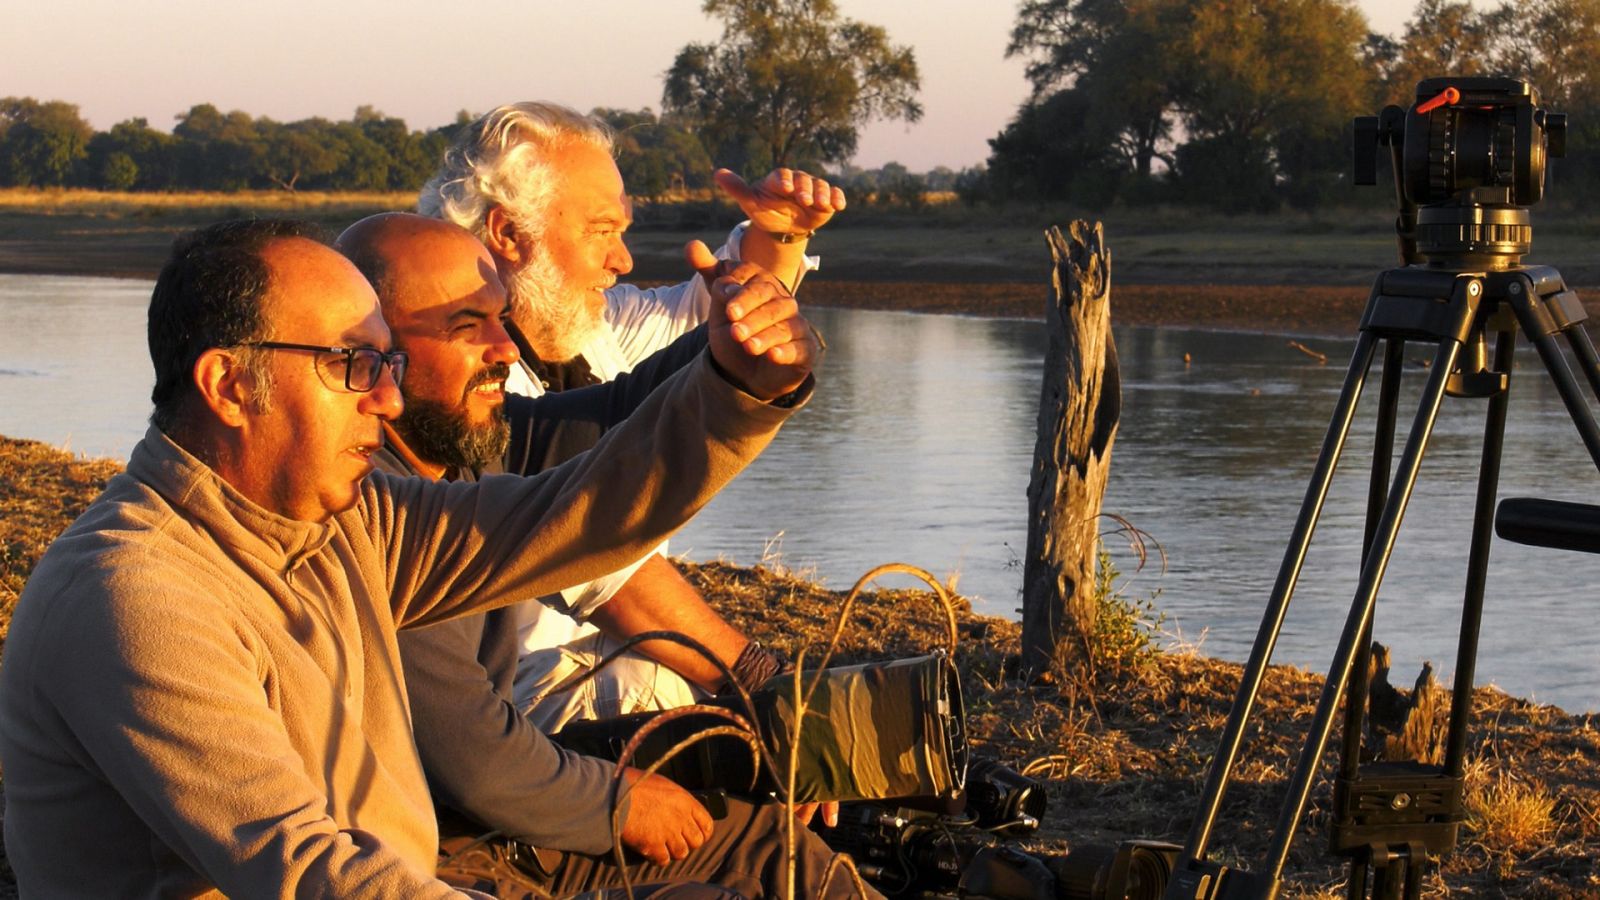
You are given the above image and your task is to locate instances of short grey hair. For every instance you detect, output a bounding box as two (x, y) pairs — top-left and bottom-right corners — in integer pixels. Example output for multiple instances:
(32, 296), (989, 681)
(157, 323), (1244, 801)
(418, 102), (614, 242)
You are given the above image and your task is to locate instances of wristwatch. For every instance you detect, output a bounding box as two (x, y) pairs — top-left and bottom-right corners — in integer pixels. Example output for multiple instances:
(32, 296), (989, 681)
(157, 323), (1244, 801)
(767, 229), (815, 244)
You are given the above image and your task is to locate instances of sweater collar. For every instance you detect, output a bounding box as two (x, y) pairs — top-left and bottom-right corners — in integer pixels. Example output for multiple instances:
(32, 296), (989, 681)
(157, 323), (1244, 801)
(128, 425), (339, 570)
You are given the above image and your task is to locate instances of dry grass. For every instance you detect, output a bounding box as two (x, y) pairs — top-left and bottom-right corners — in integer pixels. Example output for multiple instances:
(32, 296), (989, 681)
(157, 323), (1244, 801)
(4, 438), (1600, 896)
(0, 437), (122, 651)
(0, 187), (414, 216)
(1467, 770), (1559, 852)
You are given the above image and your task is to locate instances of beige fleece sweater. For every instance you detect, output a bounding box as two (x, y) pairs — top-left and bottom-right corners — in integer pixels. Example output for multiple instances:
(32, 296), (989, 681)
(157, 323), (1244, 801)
(0, 356), (799, 898)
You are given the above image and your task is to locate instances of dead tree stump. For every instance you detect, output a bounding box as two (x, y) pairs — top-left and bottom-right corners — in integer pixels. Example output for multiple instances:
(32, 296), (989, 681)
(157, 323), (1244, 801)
(1365, 641), (1448, 765)
(1021, 221), (1122, 680)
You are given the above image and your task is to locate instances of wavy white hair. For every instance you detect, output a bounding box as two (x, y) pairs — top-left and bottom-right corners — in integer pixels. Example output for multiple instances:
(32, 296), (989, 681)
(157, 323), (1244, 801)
(417, 102), (613, 241)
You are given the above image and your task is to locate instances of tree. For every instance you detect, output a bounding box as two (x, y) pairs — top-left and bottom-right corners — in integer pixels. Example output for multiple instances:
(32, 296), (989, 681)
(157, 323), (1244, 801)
(592, 107), (713, 199)
(1000, 0), (1373, 212)
(1008, 0), (1185, 178)
(1379, 0), (1506, 105)
(0, 98), (93, 187)
(87, 118), (178, 190)
(1175, 0), (1372, 210)
(258, 119), (344, 191)
(172, 104), (265, 190)
(987, 88), (1131, 208)
(354, 106), (442, 190)
(662, 0), (921, 171)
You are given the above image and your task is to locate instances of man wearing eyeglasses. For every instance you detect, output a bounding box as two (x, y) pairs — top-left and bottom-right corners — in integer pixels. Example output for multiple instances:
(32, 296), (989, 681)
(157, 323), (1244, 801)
(0, 217), (818, 897)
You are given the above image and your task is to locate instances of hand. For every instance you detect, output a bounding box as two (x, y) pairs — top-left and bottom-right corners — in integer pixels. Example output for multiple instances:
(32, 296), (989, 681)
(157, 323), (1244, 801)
(686, 241), (820, 402)
(715, 168), (847, 239)
(617, 768), (714, 867)
(794, 801), (840, 829)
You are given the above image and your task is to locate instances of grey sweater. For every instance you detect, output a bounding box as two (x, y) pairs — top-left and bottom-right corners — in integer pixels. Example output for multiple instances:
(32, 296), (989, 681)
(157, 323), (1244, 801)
(0, 355), (797, 898)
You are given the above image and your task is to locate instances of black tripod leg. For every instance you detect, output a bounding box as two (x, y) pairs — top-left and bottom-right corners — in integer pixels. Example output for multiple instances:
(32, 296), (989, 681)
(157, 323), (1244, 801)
(1511, 285), (1600, 470)
(1561, 319), (1600, 400)
(1344, 340), (1405, 900)
(1266, 337), (1466, 881)
(1180, 331), (1382, 863)
(1445, 326), (1516, 775)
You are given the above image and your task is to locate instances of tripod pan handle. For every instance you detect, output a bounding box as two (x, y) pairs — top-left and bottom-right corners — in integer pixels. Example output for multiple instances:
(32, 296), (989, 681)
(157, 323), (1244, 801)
(1496, 497), (1600, 554)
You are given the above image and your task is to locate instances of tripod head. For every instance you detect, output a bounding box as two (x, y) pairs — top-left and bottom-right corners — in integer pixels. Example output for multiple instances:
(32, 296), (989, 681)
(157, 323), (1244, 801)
(1355, 77), (1567, 271)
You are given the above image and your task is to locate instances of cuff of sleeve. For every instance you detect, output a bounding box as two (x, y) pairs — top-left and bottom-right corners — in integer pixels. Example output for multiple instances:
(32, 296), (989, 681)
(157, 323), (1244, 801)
(703, 351), (815, 412)
(559, 546), (662, 620)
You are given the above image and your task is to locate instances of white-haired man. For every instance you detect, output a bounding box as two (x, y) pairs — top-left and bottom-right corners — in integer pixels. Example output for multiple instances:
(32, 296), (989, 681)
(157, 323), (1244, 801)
(419, 101), (843, 389)
(418, 102), (845, 732)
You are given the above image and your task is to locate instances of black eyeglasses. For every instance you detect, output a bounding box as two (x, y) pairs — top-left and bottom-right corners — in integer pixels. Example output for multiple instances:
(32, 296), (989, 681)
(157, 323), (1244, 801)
(237, 341), (408, 392)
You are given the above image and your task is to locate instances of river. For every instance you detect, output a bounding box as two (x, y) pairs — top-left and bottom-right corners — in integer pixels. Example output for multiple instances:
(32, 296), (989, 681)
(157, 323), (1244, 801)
(4, 272), (1599, 713)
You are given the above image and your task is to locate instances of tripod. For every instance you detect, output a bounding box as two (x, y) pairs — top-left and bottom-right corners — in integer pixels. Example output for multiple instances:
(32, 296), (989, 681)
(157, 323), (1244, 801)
(1159, 78), (1597, 900)
(1161, 253), (1600, 899)
(1158, 238), (1600, 890)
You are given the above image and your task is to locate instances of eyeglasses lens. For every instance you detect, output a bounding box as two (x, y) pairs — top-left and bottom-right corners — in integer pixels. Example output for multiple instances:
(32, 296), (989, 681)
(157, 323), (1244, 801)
(346, 348), (406, 392)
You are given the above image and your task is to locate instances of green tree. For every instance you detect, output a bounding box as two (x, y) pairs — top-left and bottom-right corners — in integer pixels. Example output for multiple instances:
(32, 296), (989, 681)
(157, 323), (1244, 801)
(258, 119), (344, 191)
(593, 107), (712, 199)
(1486, 0), (1600, 109)
(1380, 0), (1506, 105)
(1008, 0), (1185, 178)
(354, 106), (440, 190)
(87, 118), (178, 190)
(987, 88), (1130, 208)
(1000, 0), (1372, 211)
(327, 122), (392, 191)
(0, 98), (93, 187)
(662, 0), (921, 170)
(172, 104), (265, 190)
(98, 152), (139, 190)
(1176, 0), (1371, 210)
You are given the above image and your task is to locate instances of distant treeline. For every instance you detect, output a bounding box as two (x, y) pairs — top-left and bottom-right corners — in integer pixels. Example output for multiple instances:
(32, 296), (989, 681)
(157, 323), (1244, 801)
(0, 101), (728, 201)
(0, 96), (969, 213)
(6, 0), (1600, 214)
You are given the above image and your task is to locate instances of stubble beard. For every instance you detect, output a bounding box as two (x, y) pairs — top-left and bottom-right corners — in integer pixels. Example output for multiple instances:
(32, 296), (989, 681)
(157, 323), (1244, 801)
(394, 364), (512, 471)
(504, 244), (611, 364)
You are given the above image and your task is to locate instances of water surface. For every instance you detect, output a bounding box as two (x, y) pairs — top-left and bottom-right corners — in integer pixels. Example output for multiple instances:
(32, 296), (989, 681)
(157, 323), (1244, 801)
(4, 273), (1599, 712)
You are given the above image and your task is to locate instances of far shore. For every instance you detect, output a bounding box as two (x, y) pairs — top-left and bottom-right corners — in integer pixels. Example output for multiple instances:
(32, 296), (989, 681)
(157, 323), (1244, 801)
(9, 191), (1600, 339)
(0, 234), (1408, 340)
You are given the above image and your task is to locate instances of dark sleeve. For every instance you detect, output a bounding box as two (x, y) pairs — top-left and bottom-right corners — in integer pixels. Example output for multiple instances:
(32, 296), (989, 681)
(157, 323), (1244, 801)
(400, 609), (620, 853)
(504, 324), (710, 475)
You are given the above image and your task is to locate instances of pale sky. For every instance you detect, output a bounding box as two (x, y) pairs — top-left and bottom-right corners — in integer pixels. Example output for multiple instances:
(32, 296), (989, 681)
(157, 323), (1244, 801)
(0, 0), (1425, 172)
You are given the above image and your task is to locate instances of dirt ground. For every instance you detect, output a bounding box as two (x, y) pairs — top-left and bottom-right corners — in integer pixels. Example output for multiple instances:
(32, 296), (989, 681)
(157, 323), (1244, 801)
(2, 437), (1599, 897)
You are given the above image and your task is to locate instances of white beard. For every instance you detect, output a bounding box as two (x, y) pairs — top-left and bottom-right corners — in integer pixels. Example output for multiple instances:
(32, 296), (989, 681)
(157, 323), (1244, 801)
(505, 246), (610, 364)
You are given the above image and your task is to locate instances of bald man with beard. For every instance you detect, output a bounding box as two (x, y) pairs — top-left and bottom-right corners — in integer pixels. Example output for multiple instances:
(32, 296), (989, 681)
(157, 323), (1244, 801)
(335, 214), (865, 899)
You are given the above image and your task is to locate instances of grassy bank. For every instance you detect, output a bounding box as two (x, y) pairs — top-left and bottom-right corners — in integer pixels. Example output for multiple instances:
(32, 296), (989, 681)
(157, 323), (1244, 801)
(2, 435), (1598, 896)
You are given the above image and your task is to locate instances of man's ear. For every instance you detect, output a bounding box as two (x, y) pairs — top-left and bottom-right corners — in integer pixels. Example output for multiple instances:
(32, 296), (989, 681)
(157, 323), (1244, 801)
(192, 348), (258, 428)
(483, 206), (525, 266)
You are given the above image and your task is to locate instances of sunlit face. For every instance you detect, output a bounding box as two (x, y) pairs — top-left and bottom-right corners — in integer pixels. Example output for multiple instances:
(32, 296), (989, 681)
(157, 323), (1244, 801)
(239, 238), (403, 522)
(504, 140), (633, 362)
(383, 231), (519, 469)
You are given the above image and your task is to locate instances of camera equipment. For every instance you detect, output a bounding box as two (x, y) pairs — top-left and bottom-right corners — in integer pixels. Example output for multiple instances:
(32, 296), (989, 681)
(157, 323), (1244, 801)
(554, 653), (968, 803)
(1164, 78), (1600, 899)
(825, 759), (1179, 900)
